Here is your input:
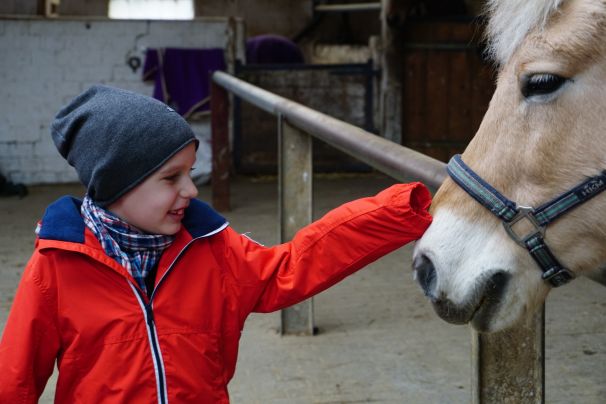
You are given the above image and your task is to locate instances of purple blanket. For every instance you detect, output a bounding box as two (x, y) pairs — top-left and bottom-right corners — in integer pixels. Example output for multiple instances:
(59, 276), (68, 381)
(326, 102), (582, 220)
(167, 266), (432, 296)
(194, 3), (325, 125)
(143, 48), (226, 118)
(246, 34), (304, 64)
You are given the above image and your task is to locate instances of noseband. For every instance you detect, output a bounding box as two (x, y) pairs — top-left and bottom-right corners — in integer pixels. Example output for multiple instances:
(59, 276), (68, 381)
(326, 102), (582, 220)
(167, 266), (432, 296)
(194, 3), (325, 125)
(447, 154), (606, 287)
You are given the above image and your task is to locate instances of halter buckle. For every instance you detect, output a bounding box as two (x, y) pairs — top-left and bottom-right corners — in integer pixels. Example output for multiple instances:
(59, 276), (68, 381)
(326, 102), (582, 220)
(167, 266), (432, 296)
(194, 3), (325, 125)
(542, 266), (576, 287)
(503, 206), (545, 247)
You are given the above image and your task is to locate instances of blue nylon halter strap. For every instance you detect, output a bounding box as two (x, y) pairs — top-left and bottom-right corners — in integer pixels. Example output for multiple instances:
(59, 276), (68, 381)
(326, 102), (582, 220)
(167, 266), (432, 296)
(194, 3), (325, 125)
(446, 154), (606, 287)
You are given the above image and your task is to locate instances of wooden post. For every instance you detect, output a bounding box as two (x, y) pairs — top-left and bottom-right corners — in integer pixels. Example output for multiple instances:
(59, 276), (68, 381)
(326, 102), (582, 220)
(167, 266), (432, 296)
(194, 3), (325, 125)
(278, 115), (314, 335)
(210, 80), (231, 212)
(379, 0), (406, 144)
(472, 307), (545, 403)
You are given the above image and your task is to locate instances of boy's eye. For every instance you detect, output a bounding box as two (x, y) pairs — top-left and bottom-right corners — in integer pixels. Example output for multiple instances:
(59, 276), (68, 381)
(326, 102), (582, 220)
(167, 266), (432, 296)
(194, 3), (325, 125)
(162, 166), (196, 181)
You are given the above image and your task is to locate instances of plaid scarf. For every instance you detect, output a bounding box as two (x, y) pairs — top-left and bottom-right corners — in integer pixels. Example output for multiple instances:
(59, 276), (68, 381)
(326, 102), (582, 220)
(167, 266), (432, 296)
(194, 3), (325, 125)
(81, 196), (174, 295)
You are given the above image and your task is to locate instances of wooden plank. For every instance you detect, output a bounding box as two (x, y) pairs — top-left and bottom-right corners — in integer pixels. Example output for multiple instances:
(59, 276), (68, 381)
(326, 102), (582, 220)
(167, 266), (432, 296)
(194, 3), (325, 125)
(399, 20), (496, 161)
(470, 53), (496, 134)
(424, 49), (450, 143)
(0, 0), (42, 14)
(401, 50), (427, 147)
(447, 50), (472, 144)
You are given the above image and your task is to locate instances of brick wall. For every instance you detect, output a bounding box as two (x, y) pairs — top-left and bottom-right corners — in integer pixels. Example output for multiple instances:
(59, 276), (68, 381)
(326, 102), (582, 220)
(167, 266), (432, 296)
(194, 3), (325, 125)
(0, 17), (239, 184)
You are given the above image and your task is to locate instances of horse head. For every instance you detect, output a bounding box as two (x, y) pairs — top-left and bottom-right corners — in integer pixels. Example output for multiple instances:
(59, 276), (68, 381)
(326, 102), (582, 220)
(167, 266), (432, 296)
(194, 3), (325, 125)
(412, 0), (606, 332)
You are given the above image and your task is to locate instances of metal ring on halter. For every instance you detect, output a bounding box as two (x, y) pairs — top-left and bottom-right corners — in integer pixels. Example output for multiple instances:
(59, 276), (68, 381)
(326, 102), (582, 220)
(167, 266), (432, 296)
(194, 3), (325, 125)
(502, 206), (545, 247)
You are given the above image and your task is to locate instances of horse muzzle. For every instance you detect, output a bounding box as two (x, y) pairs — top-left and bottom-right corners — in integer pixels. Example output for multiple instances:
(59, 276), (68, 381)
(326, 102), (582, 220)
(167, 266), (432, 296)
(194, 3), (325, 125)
(413, 254), (511, 330)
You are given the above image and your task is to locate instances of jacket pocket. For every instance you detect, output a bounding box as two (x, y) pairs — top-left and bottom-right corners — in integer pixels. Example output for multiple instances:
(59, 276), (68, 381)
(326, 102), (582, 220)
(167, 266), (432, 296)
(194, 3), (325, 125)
(159, 331), (228, 402)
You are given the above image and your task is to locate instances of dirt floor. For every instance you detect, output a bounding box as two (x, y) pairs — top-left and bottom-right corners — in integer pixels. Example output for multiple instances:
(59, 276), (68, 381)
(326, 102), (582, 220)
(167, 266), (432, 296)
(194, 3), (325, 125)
(1, 174), (604, 403)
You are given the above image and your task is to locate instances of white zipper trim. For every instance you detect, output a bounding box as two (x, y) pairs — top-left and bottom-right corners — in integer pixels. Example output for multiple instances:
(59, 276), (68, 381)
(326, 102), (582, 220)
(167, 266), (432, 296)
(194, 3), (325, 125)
(200, 221), (229, 238)
(129, 282), (169, 404)
(127, 224), (228, 402)
(149, 225), (228, 300)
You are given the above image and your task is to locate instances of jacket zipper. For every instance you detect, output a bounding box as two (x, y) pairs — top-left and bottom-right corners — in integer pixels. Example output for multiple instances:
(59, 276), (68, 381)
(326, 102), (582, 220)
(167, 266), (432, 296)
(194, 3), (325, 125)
(129, 283), (168, 404)
(150, 224), (227, 301)
(128, 230), (222, 404)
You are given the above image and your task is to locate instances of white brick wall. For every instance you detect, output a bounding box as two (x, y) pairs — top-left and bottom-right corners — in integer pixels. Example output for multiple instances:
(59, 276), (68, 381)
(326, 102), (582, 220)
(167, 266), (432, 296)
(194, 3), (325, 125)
(0, 17), (237, 184)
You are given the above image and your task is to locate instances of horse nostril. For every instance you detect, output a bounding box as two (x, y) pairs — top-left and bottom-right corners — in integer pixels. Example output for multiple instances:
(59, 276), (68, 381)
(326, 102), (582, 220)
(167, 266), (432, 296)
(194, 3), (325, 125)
(484, 270), (511, 301)
(413, 254), (437, 297)
(488, 271), (509, 290)
(432, 297), (472, 325)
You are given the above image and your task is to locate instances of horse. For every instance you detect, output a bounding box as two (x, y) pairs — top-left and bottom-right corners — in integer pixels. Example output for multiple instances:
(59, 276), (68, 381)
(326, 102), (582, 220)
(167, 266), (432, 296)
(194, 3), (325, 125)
(412, 0), (606, 333)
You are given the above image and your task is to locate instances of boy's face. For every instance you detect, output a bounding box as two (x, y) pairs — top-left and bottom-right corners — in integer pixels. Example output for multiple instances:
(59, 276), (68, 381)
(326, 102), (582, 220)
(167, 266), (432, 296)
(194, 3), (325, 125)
(108, 143), (198, 235)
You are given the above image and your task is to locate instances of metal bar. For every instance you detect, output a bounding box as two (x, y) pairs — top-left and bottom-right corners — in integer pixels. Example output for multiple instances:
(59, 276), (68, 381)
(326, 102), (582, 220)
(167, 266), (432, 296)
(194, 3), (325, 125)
(210, 80), (231, 211)
(278, 115), (315, 335)
(315, 2), (382, 13)
(212, 71), (447, 188)
(472, 308), (545, 403)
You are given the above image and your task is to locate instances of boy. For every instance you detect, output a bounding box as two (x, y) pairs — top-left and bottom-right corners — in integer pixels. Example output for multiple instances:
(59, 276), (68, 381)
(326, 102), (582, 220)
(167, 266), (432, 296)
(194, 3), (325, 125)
(0, 85), (432, 403)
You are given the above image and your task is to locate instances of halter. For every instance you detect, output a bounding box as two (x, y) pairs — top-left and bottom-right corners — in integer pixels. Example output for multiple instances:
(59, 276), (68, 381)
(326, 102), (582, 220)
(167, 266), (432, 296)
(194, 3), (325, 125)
(446, 154), (606, 287)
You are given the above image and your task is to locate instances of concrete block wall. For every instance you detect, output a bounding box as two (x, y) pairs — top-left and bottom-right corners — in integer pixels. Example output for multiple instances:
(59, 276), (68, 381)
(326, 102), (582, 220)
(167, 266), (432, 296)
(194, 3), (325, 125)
(0, 17), (237, 184)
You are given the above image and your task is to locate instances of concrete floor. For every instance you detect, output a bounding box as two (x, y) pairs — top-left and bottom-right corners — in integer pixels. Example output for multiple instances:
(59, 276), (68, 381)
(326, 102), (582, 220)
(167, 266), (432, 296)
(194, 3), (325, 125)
(0, 174), (604, 403)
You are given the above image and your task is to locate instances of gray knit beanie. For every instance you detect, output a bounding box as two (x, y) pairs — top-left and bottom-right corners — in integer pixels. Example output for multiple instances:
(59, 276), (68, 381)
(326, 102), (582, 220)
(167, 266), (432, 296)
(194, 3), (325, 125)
(51, 85), (198, 207)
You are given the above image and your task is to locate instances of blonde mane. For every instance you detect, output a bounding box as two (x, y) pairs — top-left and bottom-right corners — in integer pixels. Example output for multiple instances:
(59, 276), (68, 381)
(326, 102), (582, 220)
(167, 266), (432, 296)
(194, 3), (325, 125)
(485, 0), (565, 65)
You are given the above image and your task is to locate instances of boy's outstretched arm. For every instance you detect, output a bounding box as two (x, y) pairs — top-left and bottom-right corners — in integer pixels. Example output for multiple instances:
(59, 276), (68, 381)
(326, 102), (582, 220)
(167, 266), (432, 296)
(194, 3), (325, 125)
(0, 253), (60, 403)
(215, 182), (432, 316)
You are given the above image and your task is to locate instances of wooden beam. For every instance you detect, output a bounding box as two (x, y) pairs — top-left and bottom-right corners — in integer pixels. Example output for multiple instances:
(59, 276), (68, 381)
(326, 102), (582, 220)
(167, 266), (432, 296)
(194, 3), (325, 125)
(210, 80), (231, 212)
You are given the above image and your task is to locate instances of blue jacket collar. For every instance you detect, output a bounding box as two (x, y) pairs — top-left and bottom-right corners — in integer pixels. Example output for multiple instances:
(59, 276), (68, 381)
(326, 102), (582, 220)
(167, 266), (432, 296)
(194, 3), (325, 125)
(38, 196), (227, 243)
(181, 198), (229, 238)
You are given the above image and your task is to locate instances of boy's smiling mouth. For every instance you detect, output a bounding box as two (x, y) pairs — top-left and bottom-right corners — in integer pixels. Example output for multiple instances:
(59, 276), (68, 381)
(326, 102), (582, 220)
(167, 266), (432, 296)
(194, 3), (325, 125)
(168, 208), (186, 218)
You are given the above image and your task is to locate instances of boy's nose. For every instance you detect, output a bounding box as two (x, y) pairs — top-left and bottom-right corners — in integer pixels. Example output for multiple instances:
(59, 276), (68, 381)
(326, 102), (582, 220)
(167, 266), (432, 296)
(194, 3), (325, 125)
(181, 177), (199, 199)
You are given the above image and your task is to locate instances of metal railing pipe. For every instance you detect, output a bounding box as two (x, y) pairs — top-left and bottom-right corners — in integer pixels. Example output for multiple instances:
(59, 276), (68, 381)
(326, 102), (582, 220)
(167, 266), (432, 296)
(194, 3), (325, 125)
(212, 71), (447, 188)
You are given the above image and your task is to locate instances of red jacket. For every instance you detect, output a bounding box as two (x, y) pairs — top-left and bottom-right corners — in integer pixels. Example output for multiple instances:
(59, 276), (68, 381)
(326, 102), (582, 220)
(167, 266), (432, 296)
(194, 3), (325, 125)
(0, 183), (431, 403)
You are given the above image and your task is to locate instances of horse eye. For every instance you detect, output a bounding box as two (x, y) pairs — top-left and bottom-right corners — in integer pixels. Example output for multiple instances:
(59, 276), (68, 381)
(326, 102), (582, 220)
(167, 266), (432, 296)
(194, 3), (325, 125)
(521, 73), (567, 98)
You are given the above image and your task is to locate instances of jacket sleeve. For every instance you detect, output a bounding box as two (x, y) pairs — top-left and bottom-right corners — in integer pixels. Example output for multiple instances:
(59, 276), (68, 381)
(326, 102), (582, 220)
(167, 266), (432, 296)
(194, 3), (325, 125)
(219, 182), (432, 314)
(0, 251), (60, 403)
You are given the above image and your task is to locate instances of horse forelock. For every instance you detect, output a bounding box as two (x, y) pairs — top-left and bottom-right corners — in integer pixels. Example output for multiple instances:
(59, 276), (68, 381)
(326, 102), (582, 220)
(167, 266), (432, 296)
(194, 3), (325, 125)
(485, 0), (565, 65)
